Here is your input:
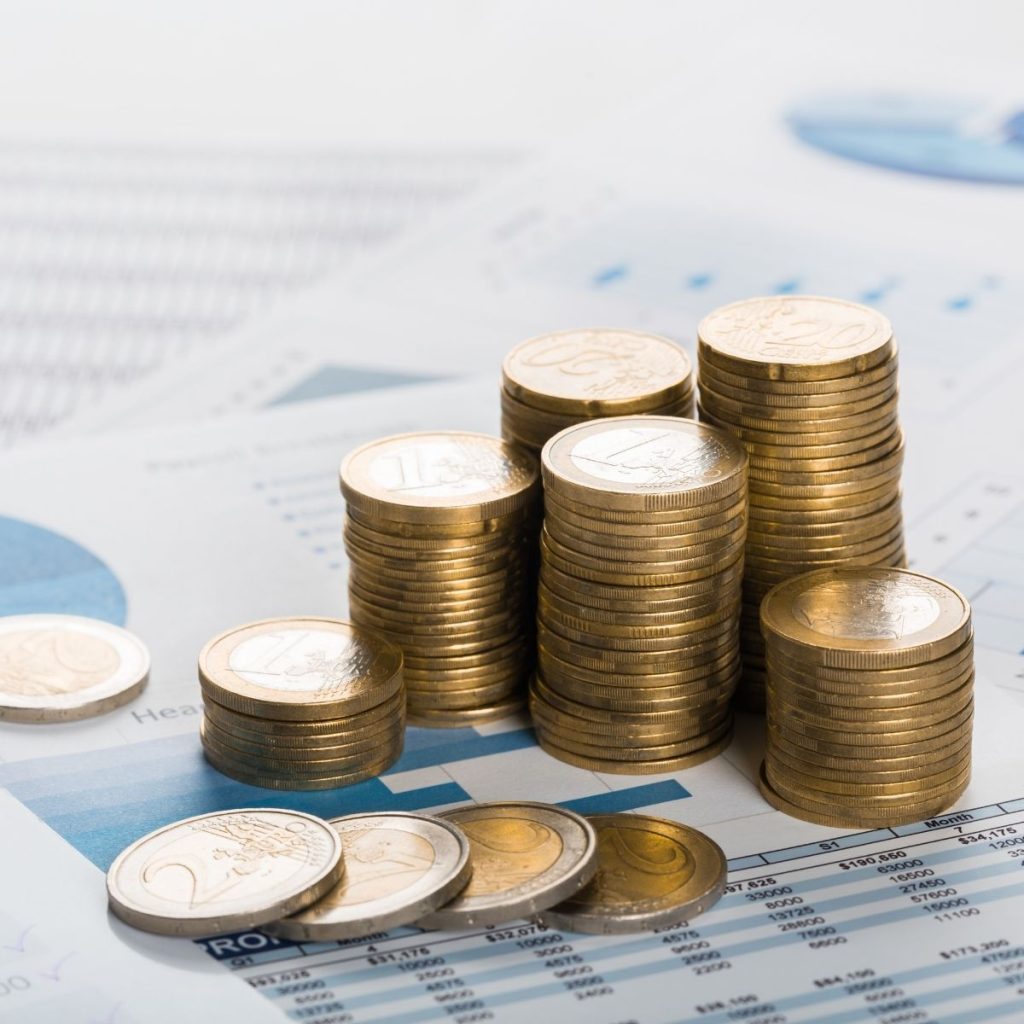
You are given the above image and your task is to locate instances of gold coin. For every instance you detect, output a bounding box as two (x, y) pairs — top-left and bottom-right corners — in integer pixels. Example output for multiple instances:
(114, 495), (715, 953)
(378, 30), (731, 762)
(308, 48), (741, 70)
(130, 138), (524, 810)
(544, 488), (746, 526)
(767, 730), (972, 776)
(757, 762), (968, 828)
(539, 557), (744, 609)
(539, 645), (740, 688)
(768, 735), (972, 783)
(407, 695), (526, 728)
(544, 509), (745, 554)
(764, 638), (974, 691)
(201, 715), (404, 761)
(746, 501), (902, 543)
(202, 692), (404, 744)
(766, 711), (973, 759)
(343, 517), (519, 555)
(341, 431), (539, 526)
(746, 522), (906, 562)
(699, 348), (897, 394)
(203, 742), (401, 790)
(538, 583), (737, 629)
(748, 489), (901, 525)
(743, 540), (906, 585)
(346, 504), (533, 540)
(405, 679), (523, 711)
(761, 567), (972, 669)
(542, 525), (745, 566)
(347, 586), (525, 624)
(344, 545), (521, 583)
(503, 328), (693, 415)
(767, 663), (974, 710)
(532, 674), (733, 720)
(747, 460), (903, 499)
(541, 416), (747, 512)
(764, 757), (971, 809)
(539, 604), (738, 650)
(348, 567), (527, 604)
(766, 680), (973, 731)
(402, 638), (531, 672)
(347, 598), (522, 638)
(538, 619), (737, 664)
(534, 714), (732, 759)
(698, 296), (895, 382)
(537, 725), (733, 775)
(536, 814), (727, 934)
(698, 360), (896, 407)
(733, 424), (902, 466)
(699, 392), (898, 439)
(747, 479), (900, 513)
(198, 617), (402, 722)
(538, 671), (740, 715)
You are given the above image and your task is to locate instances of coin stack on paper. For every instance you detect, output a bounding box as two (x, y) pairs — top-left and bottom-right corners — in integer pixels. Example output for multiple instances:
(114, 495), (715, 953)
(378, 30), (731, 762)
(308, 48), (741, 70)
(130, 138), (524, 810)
(341, 432), (541, 726)
(697, 296), (905, 710)
(198, 617), (405, 790)
(532, 416), (748, 773)
(758, 568), (974, 827)
(501, 328), (695, 453)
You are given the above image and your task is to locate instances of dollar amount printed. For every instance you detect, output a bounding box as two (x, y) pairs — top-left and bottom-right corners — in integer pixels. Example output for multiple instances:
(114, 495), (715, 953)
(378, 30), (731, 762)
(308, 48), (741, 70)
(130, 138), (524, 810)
(207, 799), (1024, 1024)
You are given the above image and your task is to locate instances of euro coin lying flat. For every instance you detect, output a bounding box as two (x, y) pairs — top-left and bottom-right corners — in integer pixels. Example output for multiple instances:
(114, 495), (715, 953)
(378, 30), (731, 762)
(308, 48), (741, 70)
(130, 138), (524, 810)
(266, 812), (472, 941)
(537, 814), (727, 934)
(0, 614), (150, 723)
(417, 802), (598, 928)
(107, 809), (343, 936)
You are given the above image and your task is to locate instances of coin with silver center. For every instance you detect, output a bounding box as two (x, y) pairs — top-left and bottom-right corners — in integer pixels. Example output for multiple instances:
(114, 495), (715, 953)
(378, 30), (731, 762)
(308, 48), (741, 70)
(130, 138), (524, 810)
(0, 614), (150, 723)
(265, 812), (472, 941)
(107, 809), (343, 936)
(417, 802), (598, 928)
(537, 813), (727, 934)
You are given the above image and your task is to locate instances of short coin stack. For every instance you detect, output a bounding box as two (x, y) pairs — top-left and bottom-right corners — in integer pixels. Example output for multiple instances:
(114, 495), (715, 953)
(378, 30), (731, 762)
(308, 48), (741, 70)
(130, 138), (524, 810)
(697, 296), (905, 710)
(199, 617), (405, 790)
(501, 328), (694, 453)
(341, 431), (541, 726)
(533, 415), (748, 773)
(758, 567), (974, 827)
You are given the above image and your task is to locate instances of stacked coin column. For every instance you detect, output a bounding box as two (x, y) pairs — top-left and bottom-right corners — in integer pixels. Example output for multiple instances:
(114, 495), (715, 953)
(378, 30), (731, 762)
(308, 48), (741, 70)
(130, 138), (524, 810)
(198, 617), (405, 790)
(531, 416), (748, 772)
(501, 328), (694, 454)
(758, 568), (974, 827)
(696, 296), (905, 711)
(341, 431), (541, 727)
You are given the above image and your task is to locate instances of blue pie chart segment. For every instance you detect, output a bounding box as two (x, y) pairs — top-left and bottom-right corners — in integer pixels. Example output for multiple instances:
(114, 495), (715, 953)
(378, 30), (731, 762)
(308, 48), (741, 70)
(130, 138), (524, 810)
(0, 516), (127, 625)
(788, 94), (1024, 185)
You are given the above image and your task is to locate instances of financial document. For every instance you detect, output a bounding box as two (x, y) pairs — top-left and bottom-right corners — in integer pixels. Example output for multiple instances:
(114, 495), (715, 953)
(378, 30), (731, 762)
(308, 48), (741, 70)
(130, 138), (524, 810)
(0, 140), (512, 447)
(0, 379), (1023, 1022)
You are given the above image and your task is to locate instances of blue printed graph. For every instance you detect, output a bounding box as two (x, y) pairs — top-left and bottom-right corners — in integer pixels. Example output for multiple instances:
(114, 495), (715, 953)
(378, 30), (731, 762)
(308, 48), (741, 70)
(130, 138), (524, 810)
(788, 94), (1024, 185)
(0, 516), (126, 624)
(0, 725), (690, 870)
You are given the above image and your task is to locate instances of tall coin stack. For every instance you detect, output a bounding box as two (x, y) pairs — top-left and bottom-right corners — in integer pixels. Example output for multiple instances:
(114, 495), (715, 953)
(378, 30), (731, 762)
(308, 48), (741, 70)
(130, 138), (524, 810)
(697, 296), (905, 710)
(199, 617), (405, 790)
(532, 415), (748, 773)
(501, 328), (695, 453)
(341, 432), (541, 727)
(758, 568), (974, 827)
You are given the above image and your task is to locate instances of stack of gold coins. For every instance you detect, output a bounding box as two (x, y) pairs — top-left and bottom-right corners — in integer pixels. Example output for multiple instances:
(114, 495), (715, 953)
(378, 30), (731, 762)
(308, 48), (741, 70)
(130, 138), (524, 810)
(501, 328), (695, 453)
(198, 617), (405, 790)
(340, 431), (541, 727)
(697, 296), (905, 710)
(758, 567), (973, 827)
(532, 415), (748, 773)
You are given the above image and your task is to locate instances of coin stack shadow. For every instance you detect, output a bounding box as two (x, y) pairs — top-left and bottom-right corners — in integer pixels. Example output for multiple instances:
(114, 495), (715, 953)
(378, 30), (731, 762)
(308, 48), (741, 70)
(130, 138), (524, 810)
(697, 297), (906, 711)
(532, 415), (748, 773)
(758, 568), (974, 827)
(501, 328), (695, 454)
(198, 618), (405, 790)
(341, 432), (541, 727)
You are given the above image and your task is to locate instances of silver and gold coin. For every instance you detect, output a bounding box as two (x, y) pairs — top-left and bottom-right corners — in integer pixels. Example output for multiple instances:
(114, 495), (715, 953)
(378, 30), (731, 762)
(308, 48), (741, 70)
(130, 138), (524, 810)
(107, 809), (343, 936)
(538, 814), (727, 934)
(266, 812), (472, 941)
(759, 567), (974, 828)
(697, 295), (906, 708)
(417, 802), (598, 928)
(198, 617), (405, 789)
(0, 614), (150, 723)
(501, 328), (694, 453)
(533, 416), (746, 773)
(341, 432), (539, 727)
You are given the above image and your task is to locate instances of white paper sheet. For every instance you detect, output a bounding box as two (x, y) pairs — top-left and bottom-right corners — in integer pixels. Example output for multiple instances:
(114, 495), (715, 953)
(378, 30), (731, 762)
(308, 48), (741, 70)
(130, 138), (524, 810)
(1, 379), (1023, 1022)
